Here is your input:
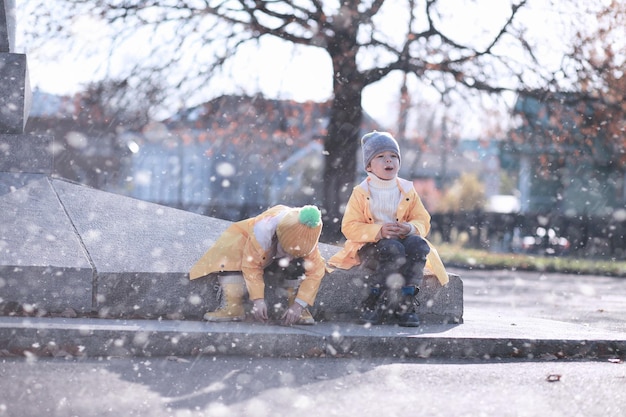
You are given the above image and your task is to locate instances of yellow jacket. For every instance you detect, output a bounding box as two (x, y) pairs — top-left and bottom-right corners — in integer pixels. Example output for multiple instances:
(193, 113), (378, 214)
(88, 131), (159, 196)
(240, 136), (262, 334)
(328, 178), (448, 285)
(190, 205), (327, 305)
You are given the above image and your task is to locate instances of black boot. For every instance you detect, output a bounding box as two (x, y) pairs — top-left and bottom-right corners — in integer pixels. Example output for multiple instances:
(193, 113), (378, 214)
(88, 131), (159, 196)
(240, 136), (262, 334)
(359, 287), (385, 325)
(397, 285), (420, 327)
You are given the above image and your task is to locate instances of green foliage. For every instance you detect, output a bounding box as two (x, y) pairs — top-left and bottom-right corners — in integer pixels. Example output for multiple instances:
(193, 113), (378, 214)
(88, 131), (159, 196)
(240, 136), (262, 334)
(499, 171), (518, 195)
(437, 243), (626, 277)
(437, 173), (486, 213)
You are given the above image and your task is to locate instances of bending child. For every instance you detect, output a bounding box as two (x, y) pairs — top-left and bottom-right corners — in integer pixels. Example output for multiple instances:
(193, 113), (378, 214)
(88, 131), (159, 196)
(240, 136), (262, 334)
(329, 131), (448, 327)
(190, 205), (325, 326)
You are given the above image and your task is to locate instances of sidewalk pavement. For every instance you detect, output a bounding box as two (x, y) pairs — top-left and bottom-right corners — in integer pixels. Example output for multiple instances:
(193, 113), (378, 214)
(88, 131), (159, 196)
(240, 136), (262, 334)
(1, 301), (624, 360)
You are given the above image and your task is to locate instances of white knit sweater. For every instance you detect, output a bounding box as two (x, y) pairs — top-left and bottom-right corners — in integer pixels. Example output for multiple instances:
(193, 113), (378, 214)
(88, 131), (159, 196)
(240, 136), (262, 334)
(367, 173), (401, 224)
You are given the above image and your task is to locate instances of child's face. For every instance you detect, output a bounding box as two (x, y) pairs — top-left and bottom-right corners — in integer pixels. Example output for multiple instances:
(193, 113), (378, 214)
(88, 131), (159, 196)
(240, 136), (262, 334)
(367, 151), (400, 180)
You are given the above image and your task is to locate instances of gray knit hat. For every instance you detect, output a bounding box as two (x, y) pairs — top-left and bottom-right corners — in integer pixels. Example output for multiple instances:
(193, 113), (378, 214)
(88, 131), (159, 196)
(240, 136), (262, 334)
(361, 131), (401, 170)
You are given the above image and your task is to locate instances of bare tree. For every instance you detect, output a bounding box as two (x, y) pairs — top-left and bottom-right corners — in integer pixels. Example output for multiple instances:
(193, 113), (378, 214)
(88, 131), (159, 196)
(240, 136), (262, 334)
(21, 0), (576, 241)
(511, 0), (626, 179)
(565, 0), (626, 170)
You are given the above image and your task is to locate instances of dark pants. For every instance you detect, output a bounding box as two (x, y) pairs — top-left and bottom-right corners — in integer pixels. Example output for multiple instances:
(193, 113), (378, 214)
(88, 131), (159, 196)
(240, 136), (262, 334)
(264, 257), (305, 283)
(358, 235), (430, 289)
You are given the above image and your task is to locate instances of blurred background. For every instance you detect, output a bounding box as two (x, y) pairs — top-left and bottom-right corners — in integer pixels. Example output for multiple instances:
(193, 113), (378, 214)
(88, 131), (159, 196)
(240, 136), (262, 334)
(14, 0), (626, 262)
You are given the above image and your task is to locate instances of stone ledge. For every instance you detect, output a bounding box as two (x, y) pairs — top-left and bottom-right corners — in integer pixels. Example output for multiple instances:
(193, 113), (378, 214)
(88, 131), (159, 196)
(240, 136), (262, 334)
(0, 133), (53, 173)
(1, 315), (621, 359)
(0, 175), (463, 324)
(0, 53), (31, 133)
(314, 270), (463, 324)
(312, 245), (463, 324)
(179, 268), (463, 325)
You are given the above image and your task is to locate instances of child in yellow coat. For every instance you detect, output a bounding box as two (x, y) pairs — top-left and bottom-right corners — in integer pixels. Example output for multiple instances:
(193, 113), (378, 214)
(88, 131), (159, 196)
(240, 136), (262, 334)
(190, 205), (325, 326)
(329, 131), (448, 327)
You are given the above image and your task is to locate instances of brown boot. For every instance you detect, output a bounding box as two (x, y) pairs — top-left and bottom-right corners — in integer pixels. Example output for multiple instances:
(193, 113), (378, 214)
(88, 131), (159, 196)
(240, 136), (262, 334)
(204, 274), (246, 322)
(286, 287), (315, 325)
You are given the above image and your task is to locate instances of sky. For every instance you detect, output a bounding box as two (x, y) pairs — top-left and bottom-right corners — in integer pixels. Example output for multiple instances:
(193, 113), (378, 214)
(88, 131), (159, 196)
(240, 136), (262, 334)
(19, 24), (401, 130)
(15, 0), (593, 138)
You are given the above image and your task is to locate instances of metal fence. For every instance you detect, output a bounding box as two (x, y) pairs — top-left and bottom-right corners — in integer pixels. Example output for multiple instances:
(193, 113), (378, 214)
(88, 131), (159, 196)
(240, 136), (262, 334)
(430, 211), (626, 260)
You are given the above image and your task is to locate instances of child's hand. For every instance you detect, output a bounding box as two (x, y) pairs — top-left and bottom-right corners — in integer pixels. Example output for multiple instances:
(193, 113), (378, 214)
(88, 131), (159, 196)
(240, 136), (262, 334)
(397, 222), (412, 236)
(281, 303), (304, 326)
(380, 222), (402, 239)
(251, 299), (268, 322)
(380, 222), (411, 239)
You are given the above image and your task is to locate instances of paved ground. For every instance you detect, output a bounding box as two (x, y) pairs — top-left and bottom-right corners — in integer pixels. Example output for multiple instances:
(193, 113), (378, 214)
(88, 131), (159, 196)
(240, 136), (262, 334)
(0, 268), (625, 416)
(460, 268), (626, 333)
(1, 355), (625, 417)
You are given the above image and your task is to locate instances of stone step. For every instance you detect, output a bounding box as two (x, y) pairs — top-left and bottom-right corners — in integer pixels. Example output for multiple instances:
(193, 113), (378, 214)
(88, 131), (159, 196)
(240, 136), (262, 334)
(1, 312), (622, 360)
(0, 174), (463, 324)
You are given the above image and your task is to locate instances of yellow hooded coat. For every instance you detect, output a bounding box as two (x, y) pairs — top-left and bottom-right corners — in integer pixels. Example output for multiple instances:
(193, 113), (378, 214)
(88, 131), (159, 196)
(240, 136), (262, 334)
(189, 205), (326, 305)
(328, 178), (448, 286)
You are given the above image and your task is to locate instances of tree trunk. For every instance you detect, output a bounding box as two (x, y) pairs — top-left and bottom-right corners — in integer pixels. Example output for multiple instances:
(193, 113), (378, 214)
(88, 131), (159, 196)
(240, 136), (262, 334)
(321, 26), (364, 243)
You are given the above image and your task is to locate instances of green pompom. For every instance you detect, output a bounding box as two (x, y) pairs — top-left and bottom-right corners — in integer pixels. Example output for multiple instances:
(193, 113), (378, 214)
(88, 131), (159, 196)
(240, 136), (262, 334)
(299, 205), (321, 228)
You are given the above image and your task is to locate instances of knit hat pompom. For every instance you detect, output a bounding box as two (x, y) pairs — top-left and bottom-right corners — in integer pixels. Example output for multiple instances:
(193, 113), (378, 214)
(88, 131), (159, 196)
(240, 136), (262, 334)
(277, 205), (323, 258)
(299, 205), (322, 228)
(361, 131), (401, 170)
